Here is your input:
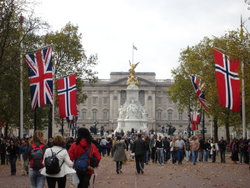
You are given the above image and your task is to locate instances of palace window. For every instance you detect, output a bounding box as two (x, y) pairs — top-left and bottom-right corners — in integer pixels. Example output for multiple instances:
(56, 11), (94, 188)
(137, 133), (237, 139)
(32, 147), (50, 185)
(92, 96), (98, 105)
(92, 110), (97, 120)
(103, 110), (109, 120)
(178, 111), (183, 120)
(156, 110), (162, 120)
(168, 109), (173, 121)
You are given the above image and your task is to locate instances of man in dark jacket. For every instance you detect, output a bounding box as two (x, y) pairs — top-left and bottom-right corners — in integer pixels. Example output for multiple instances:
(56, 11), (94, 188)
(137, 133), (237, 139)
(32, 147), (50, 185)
(218, 137), (227, 163)
(132, 134), (145, 174)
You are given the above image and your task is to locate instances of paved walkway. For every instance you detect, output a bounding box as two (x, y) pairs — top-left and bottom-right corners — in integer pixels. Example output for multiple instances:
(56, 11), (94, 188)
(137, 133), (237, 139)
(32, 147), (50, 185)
(0, 153), (249, 188)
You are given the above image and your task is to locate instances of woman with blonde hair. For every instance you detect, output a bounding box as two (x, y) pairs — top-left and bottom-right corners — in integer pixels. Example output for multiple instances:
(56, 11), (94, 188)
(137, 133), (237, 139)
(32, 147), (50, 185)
(41, 134), (75, 188)
(28, 130), (47, 188)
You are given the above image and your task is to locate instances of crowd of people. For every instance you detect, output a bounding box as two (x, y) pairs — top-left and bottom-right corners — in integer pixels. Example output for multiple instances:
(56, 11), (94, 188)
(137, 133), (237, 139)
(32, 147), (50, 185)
(0, 128), (101, 188)
(0, 130), (250, 188)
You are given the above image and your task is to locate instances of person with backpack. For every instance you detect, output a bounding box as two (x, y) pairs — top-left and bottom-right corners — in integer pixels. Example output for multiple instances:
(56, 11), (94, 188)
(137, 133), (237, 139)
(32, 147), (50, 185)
(41, 134), (75, 188)
(28, 130), (47, 188)
(68, 128), (101, 188)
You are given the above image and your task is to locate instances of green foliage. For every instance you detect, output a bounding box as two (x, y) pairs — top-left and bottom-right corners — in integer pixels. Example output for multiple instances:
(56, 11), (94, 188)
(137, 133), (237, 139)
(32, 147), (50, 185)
(168, 29), (250, 134)
(0, 1), (98, 134)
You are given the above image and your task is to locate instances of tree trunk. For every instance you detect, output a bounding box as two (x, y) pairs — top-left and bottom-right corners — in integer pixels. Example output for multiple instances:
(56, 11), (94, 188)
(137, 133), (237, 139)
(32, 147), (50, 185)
(213, 117), (218, 142)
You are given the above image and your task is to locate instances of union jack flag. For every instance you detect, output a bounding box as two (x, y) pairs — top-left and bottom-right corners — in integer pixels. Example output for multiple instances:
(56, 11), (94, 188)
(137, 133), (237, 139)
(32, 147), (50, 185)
(190, 75), (209, 111)
(213, 49), (241, 112)
(57, 74), (77, 119)
(25, 47), (53, 110)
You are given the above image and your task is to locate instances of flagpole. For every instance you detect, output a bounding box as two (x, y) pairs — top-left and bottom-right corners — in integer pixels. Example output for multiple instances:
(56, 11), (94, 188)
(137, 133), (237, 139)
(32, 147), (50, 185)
(240, 16), (246, 139)
(19, 15), (24, 138)
(52, 53), (55, 137)
(132, 43), (134, 63)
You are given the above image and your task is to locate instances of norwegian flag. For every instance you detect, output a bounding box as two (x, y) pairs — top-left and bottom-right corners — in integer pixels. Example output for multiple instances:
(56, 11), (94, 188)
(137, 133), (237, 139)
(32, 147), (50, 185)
(57, 74), (77, 119)
(190, 111), (201, 130)
(213, 49), (241, 112)
(190, 75), (209, 111)
(25, 47), (53, 110)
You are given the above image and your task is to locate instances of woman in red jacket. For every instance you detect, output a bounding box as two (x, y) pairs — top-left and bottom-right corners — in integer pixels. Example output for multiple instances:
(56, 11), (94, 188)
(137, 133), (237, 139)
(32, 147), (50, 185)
(68, 128), (101, 188)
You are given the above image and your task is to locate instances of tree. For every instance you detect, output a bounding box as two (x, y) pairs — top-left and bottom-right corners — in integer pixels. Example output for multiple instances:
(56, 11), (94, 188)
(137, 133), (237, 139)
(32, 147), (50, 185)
(0, 0), (47, 136)
(167, 30), (249, 141)
(42, 23), (98, 137)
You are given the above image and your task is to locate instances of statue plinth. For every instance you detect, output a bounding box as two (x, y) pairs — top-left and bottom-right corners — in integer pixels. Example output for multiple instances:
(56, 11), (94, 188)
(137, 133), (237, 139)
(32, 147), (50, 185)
(115, 83), (148, 134)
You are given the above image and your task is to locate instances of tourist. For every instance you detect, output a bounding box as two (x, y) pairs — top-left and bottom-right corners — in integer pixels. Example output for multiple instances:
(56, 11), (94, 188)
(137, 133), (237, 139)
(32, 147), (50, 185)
(230, 138), (239, 164)
(113, 135), (127, 174)
(68, 128), (101, 188)
(170, 138), (177, 164)
(163, 137), (171, 163)
(190, 136), (200, 165)
(41, 134), (75, 188)
(132, 134), (145, 174)
(155, 136), (164, 165)
(28, 130), (47, 188)
(19, 138), (29, 175)
(149, 134), (157, 163)
(100, 137), (108, 157)
(6, 139), (19, 175)
(176, 136), (185, 164)
(210, 140), (218, 163)
(185, 139), (191, 162)
(203, 139), (211, 162)
(218, 137), (227, 163)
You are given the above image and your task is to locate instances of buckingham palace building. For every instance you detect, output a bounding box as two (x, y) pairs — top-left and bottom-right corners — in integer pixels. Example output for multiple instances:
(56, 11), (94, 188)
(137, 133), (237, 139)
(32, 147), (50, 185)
(74, 72), (190, 135)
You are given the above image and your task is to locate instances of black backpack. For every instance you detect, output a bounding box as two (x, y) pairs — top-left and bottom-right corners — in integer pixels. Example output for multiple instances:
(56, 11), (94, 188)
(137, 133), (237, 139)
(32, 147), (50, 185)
(45, 148), (64, 175)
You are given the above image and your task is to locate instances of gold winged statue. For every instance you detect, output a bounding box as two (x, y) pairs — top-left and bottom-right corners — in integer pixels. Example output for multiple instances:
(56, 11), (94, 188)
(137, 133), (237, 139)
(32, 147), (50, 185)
(127, 61), (139, 86)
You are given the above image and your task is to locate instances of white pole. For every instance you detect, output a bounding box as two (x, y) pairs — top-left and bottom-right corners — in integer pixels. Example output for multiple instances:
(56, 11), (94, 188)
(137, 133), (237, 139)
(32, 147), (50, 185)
(52, 57), (55, 137)
(20, 16), (24, 138)
(240, 17), (246, 139)
(210, 121), (213, 138)
(241, 61), (246, 138)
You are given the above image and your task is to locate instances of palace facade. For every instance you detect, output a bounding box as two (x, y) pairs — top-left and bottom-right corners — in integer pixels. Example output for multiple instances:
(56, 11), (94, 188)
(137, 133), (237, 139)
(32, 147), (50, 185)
(75, 72), (189, 135)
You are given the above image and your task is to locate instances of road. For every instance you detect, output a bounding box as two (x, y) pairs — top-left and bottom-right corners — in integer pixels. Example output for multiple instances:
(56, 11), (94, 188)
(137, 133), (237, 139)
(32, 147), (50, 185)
(0, 153), (249, 188)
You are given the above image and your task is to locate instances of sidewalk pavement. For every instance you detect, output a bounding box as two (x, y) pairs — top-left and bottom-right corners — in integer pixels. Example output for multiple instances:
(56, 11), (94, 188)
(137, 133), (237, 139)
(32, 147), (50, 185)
(0, 153), (249, 188)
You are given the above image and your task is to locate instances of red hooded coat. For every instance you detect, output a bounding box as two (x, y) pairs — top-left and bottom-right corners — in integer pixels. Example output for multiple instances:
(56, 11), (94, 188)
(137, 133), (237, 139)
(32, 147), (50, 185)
(68, 138), (101, 174)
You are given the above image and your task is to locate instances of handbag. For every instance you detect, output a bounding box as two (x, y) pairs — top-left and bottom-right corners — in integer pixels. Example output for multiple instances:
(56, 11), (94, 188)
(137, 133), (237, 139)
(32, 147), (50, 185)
(71, 173), (79, 185)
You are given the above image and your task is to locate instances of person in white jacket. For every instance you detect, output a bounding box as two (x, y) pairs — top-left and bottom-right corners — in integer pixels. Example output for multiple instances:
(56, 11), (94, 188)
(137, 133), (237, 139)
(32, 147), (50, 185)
(41, 134), (75, 188)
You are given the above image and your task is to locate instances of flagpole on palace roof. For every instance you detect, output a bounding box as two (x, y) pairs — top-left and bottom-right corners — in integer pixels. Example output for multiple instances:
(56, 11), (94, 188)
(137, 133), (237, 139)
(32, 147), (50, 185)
(19, 15), (24, 138)
(240, 16), (247, 139)
(132, 43), (134, 63)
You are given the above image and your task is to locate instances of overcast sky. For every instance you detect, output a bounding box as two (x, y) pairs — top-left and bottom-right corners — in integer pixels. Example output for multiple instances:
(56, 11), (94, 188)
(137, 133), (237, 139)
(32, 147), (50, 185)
(33, 0), (249, 79)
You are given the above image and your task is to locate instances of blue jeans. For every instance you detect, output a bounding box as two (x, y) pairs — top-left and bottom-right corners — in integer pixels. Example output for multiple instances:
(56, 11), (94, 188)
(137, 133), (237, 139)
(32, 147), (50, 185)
(29, 168), (45, 188)
(156, 148), (164, 164)
(192, 151), (198, 164)
(185, 150), (191, 161)
(203, 150), (209, 162)
(220, 150), (226, 163)
(177, 149), (184, 163)
(144, 150), (149, 163)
